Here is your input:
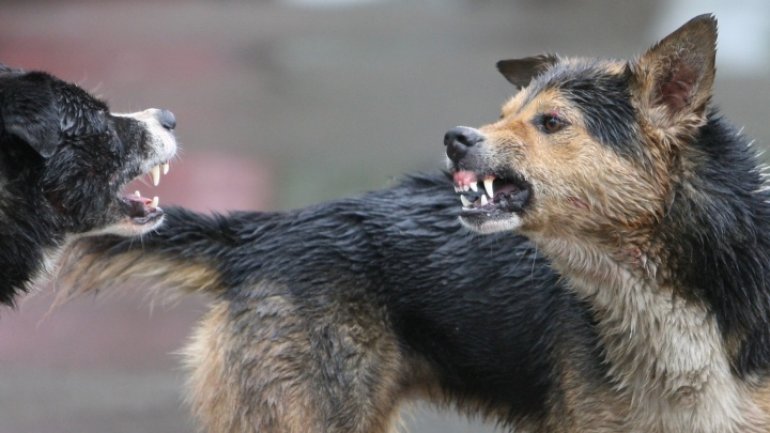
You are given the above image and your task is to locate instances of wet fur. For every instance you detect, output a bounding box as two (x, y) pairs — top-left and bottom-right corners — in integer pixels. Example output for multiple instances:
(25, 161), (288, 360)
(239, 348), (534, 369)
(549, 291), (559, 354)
(57, 14), (770, 433)
(58, 172), (619, 432)
(0, 65), (172, 305)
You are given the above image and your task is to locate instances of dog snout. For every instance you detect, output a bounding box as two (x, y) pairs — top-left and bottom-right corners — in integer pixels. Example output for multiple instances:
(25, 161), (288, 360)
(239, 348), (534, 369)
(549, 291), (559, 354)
(155, 109), (177, 131)
(444, 126), (484, 164)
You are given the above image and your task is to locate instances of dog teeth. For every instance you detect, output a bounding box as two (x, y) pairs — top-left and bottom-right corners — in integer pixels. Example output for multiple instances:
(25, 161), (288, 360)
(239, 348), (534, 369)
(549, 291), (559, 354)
(460, 195), (472, 207)
(162, 162), (170, 175)
(469, 182), (478, 192)
(151, 165), (161, 186)
(151, 196), (159, 208)
(483, 178), (494, 198)
(480, 194), (489, 206)
(134, 190), (141, 197)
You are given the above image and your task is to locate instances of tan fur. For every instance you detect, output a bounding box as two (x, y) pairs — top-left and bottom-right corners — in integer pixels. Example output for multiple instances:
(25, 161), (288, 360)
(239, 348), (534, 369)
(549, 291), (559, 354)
(751, 383), (770, 418)
(57, 241), (421, 433)
(55, 247), (339, 433)
(54, 246), (221, 306)
(486, 86), (667, 244)
(184, 298), (351, 433)
(544, 362), (628, 433)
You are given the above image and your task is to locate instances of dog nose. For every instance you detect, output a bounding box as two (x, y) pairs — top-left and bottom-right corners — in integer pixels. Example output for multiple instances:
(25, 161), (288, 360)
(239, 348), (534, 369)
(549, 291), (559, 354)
(156, 109), (176, 130)
(444, 126), (484, 163)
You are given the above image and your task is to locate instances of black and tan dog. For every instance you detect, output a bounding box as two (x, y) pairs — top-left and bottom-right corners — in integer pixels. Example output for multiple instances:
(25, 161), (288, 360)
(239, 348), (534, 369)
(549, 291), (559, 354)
(447, 14), (770, 433)
(0, 65), (177, 305)
(58, 173), (582, 433)
(57, 14), (767, 433)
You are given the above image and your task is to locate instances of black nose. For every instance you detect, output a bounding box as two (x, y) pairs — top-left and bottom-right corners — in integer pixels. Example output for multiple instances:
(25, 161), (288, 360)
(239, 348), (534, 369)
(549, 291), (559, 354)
(156, 109), (176, 130)
(444, 126), (484, 163)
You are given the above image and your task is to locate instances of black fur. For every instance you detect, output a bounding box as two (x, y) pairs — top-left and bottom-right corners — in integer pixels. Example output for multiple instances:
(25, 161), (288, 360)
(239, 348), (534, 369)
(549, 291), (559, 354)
(85, 172), (604, 424)
(660, 113), (770, 377)
(0, 65), (172, 305)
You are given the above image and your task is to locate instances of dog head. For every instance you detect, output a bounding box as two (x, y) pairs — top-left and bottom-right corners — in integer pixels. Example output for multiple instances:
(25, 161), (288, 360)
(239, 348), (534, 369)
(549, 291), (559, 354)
(445, 15), (717, 244)
(0, 66), (177, 238)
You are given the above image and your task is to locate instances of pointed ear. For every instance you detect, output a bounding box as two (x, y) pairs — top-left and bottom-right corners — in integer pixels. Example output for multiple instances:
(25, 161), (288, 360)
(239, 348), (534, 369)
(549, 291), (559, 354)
(632, 14), (717, 127)
(1, 82), (61, 158)
(496, 54), (558, 89)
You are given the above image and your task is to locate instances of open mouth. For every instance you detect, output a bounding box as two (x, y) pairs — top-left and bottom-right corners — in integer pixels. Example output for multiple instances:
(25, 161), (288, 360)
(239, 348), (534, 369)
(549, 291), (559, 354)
(118, 161), (170, 229)
(452, 169), (532, 225)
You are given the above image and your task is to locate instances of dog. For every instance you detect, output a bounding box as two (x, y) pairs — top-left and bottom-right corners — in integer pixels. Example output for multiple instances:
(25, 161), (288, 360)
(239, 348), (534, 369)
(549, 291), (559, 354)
(445, 13), (770, 433)
(56, 14), (765, 433)
(57, 172), (590, 433)
(0, 64), (177, 305)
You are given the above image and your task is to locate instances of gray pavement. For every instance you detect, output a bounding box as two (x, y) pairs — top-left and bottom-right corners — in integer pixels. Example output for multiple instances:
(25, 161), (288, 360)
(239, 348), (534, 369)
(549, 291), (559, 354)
(0, 1), (769, 432)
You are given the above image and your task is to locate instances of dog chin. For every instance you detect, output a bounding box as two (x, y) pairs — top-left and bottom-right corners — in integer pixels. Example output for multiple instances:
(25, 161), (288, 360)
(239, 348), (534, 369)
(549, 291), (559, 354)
(83, 215), (166, 238)
(459, 214), (522, 234)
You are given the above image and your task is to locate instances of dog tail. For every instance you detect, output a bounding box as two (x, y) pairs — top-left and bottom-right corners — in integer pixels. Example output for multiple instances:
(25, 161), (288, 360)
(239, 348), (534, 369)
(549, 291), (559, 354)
(54, 207), (238, 304)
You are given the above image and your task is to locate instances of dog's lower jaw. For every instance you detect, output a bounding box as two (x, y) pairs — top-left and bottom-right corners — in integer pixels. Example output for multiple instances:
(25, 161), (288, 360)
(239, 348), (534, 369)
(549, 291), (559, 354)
(458, 213), (523, 234)
(82, 213), (167, 238)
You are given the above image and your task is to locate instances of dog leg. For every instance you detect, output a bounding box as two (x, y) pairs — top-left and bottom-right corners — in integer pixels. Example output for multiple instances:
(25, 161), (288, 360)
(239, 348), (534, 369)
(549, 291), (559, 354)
(185, 294), (408, 433)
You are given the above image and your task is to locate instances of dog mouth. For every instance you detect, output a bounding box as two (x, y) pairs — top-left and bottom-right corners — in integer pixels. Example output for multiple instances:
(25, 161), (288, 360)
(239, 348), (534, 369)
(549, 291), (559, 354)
(118, 161), (170, 228)
(452, 169), (532, 231)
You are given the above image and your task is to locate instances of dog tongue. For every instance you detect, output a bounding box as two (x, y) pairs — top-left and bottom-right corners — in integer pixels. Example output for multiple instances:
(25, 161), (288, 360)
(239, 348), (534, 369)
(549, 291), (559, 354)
(124, 195), (154, 218)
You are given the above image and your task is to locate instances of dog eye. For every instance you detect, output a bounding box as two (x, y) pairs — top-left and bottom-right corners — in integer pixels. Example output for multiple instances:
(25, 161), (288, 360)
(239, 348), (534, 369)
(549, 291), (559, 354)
(539, 113), (567, 133)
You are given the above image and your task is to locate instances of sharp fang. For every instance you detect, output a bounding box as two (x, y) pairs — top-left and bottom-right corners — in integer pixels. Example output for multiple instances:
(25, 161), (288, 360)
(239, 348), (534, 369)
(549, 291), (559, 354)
(162, 162), (170, 175)
(484, 178), (494, 198)
(134, 190), (141, 197)
(469, 183), (478, 192)
(151, 196), (159, 208)
(480, 194), (489, 206)
(460, 195), (472, 207)
(151, 165), (161, 186)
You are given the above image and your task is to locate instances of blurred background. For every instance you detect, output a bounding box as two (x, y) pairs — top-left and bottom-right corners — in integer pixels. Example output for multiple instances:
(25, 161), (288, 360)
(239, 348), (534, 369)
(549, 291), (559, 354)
(0, 1), (768, 432)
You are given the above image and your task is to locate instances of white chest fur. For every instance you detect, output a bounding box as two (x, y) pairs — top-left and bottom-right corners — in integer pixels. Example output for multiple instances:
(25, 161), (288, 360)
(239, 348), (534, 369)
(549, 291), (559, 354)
(540, 237), (767, 432)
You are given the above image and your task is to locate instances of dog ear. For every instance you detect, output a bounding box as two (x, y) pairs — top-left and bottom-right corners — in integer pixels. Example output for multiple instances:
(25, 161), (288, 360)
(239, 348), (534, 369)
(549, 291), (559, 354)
(631, 14), (717, 128)
(1, 79), (61, 158)
(496, 54), (558, 89)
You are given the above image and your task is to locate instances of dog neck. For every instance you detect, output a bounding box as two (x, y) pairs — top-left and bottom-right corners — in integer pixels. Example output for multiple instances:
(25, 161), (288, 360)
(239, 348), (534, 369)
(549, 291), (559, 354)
(536, 233), (767, 432)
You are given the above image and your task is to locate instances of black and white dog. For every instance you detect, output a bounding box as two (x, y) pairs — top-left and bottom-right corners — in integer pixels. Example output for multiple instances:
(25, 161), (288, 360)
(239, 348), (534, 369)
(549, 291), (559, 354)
(0, 64), (177, 305)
